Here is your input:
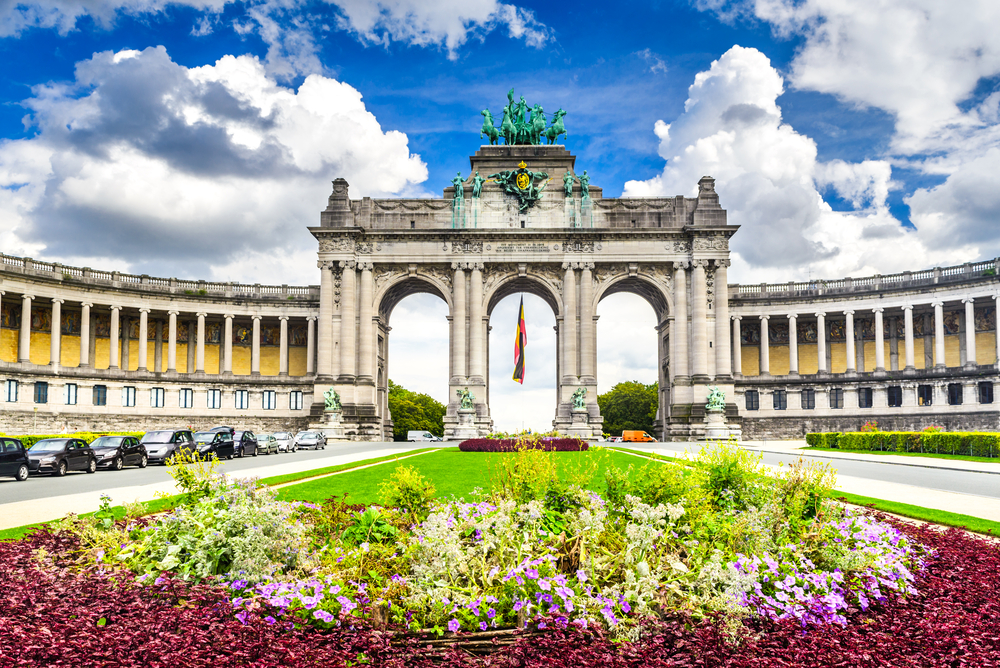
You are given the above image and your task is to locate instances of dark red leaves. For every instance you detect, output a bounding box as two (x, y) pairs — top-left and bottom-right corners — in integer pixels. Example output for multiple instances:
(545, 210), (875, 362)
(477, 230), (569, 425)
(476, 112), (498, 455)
(459, 438), (588, 452)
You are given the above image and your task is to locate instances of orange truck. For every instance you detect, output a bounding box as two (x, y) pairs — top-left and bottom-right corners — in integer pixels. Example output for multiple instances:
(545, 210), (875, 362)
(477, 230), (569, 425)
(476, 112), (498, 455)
(622, 430), (656, 443)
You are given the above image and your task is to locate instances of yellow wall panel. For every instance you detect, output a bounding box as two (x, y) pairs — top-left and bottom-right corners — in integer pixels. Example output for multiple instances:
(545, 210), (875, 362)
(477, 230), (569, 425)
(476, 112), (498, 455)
(289, 347), (307, 376)
(830, 342), (847, 373)
(30, 332), (50, 365)
(913, 339), (926, 369)
(206, 344), (221, 374)
(176, 343), (189, 373)
(95, 339), (109, 368)
(741, 346), (759, 376)
(0, 329), (18, 362)
(860, 342), (890, 372)
(977, 332), (996, 365)
(769, 345), (790, 375)
(61, 335), (81, 367)
(125, 340), (139, 370)
(798, 343), (818, 375)
(233, 345), (251, 375)
(944, 335), (960, 367)
(260, 347), (280, 376)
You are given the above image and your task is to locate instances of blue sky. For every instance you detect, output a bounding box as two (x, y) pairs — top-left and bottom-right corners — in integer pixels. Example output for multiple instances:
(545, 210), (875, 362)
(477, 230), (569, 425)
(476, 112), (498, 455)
(2, 0), (999, 429)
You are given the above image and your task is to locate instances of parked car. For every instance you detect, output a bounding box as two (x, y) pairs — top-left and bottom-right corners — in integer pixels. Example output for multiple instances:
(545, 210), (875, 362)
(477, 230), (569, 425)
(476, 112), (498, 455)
(295, 431), (326, 450)
(0, 437), (30, 481)
(607, 436), (623, 443)
(256, 433), (279, 455)
(27, 438), (97, 476)
(232, 430), (258, 458)
(273, 431), (295, 453)
(90, 435), (148, 470)
(142, 430), (197, 465)
(193, 431), (236, 460)
(407, 431), (442, 442)
(209, 425), (235, 436)
(621, 430), (656, 443)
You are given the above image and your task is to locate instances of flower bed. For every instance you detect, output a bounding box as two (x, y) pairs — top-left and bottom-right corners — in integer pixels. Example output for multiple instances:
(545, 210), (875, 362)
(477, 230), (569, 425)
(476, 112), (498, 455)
(459, 437), (588, 452)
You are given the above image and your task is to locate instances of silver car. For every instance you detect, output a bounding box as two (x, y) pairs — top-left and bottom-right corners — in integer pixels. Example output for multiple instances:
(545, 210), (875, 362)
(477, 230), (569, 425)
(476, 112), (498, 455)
(295, 431), (326, 450)
(256, 433), (280, 455)
(273, 431), (295, 453)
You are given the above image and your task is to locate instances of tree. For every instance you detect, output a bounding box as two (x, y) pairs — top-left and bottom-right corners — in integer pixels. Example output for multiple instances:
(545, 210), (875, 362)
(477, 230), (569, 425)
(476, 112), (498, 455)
(597, 381), (658, 436)
(387, 380), (446, 441)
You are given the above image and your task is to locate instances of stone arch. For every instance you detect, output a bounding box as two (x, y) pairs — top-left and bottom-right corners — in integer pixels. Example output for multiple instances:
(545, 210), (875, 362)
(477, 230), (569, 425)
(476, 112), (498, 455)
(485, 270), (562, 318)
(376, 270), (452, 321)
(594, 272), (672, 320)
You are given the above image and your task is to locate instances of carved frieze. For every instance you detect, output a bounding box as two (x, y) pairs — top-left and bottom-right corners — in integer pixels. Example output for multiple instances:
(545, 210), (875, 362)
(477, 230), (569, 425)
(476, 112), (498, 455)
(563, 238), (595, 253)
(665, 240), (691, 253)
(356, 242), (374, 255)
(318, 237), (354, 253)
(452, 241), (483, 253)
(421, 265), (454, 292)
(529, 264), (564, 292)
(693, 235), (728, 251)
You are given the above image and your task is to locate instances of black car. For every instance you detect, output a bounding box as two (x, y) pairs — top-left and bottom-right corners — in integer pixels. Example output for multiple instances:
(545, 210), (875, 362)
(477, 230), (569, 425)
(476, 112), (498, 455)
(233, 430), (258, 458)
(27, 438), (97, 476)
(0, 437), (30, 481)
(193, 431), (236, 460)
(142, 430), (197, 465)
(90, 435), (148, 470)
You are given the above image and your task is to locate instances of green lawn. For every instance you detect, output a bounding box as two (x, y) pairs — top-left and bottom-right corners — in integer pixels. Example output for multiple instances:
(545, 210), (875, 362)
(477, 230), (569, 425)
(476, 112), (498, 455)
(833, 492), (1000, 536)
(276, 447), (656, 504)
(803, 446), (1000, 465)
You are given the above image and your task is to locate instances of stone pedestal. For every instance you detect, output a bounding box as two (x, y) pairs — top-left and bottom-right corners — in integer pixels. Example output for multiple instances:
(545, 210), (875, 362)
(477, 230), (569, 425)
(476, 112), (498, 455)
(564, 198), (577, 228)
(702, 407), (740, 441)
(452, 408), (480, 440)
(310, 410), (347, 441)
(564, 407), (600, 440)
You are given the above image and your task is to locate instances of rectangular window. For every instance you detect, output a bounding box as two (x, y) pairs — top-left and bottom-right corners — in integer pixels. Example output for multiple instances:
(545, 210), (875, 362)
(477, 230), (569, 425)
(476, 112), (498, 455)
(979, 382), (994, 404)
(947, 383), (963, 406)
(262, 390), (276, 410)
(745, 390), (759, 411)
(93, 385), (107, 406)
(4, 379), (17, 403)
(65, 383), (77, 405)
(207, 389), (222, 409)
(887, 386), (903, 408)
(858, 388), (873, 408)
(34, 381), (48, 404)
(829, 388), (844, 409)
(179, 388), (194, 408)
(150, 387), (165, 408)
(772, 389), (787, 410)
(289, 390), (303, 410)
(801, 389), (815, 410)
(917, 384), (933, 406)
(122, 386), (136, 407)
(235, 389), (249, 410)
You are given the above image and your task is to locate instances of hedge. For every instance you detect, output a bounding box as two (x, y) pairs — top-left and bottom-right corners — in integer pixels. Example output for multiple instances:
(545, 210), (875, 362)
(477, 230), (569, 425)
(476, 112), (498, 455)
(459, 437), (589, 452)
(0, 432), (144, 449)
(806, 431), (1000, 458)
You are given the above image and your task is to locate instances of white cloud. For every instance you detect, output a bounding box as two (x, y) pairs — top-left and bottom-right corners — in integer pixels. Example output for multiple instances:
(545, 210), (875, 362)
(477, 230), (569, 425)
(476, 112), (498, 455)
(624, 46), (970, 282)
(0, 46), (427, 282)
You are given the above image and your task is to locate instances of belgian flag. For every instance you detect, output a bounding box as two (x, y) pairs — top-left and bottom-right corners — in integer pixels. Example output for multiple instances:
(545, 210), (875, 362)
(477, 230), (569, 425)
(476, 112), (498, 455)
(512, 296), (527, 384)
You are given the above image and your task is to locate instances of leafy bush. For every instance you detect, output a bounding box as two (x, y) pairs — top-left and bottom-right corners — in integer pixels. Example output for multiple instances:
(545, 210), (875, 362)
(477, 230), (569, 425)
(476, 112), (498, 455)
(377, 464), (436, 521)
(816, 431), (1000, 457)
(693, 440), (766, 510)
(460, 437), (588, 452)
(488, 445), (560, 502)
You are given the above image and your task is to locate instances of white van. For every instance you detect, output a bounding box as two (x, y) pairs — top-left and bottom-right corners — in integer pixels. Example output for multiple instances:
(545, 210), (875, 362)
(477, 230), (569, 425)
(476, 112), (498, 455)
(407, 431), (442, 442)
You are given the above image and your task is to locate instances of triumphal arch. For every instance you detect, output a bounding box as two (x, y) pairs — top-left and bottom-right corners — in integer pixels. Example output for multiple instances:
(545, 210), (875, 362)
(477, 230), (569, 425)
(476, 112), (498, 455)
(310, 92), (739, 440)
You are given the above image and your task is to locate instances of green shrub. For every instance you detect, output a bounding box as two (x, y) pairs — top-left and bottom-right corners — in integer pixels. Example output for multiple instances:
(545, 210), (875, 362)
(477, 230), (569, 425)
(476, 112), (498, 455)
(805, 433), (823, 447)
(969, 433), (1000, 457)
(810, 430), (1000, 458)
(603, 464), (632, 508)
(837, 432), (867, 450)
(694, 440), (765, 510)
(488, 446), (559, 503)
(823, 432), (841, 448)
(378, 464), (436, 521)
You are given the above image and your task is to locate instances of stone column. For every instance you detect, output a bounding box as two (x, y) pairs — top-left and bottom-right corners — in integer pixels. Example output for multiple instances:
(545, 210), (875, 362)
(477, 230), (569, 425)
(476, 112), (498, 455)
(121, 316), (130, 371)
(673, 262), (689, 379)
(109, 306), (121, 369)
(306, 316), (316, 375)
(844, 310), (856, 373)
(358, 262), (374, 380)
(816, 313), (827, 372)
(18, 294), (32, 363)
(468, 263), (484, 380)
(788, 313), (798, 375)
(223, 314), (234, 374)
(339, 261), (357, 379)
(759, 315), (770, 376)
(138, 308), (150, 371)
(903, 305), (915, 370)
(933, 301), (945, 367)
(731, 316), (742, 376)
(167, 310), (178, 372)
(995, 295), (1000, 368)
(279, 316), (289, 376)
(452, 263), (467, 379)
(251, 315), (261, 375)
(964, 298), (977, 366)
(154, 319), (163, 373)
(714, 260), (731, 378)
(50, 298), (63, 369)
(562, 262), (579, 380)
(580, 262), (596, 382)
(79, 302), (92, 368)
(195, 312), (206, 373)
(874, 307), (885, 372)
(690, 260), (709, 379)
(317, 261), (334, 378)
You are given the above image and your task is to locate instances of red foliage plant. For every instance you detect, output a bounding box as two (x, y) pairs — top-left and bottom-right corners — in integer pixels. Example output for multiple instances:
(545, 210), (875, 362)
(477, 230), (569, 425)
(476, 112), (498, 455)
(2, 516), (999, 667)
(459, 437), (588, 452)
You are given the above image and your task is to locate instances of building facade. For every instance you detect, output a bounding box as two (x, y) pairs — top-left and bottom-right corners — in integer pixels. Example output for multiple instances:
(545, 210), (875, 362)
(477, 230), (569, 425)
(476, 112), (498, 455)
(0, 142), (997, 439)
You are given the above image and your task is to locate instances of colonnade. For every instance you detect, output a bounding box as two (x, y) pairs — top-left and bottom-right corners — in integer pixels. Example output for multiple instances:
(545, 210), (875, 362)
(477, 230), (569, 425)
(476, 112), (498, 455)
(2, 291), (316, 376)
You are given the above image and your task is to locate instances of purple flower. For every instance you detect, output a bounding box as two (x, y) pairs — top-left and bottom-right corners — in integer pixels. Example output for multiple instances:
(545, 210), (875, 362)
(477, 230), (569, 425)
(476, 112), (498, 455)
(479, 621), (488, 631)
(313, 610), (335, 623)
(448, 618), (461, 633)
